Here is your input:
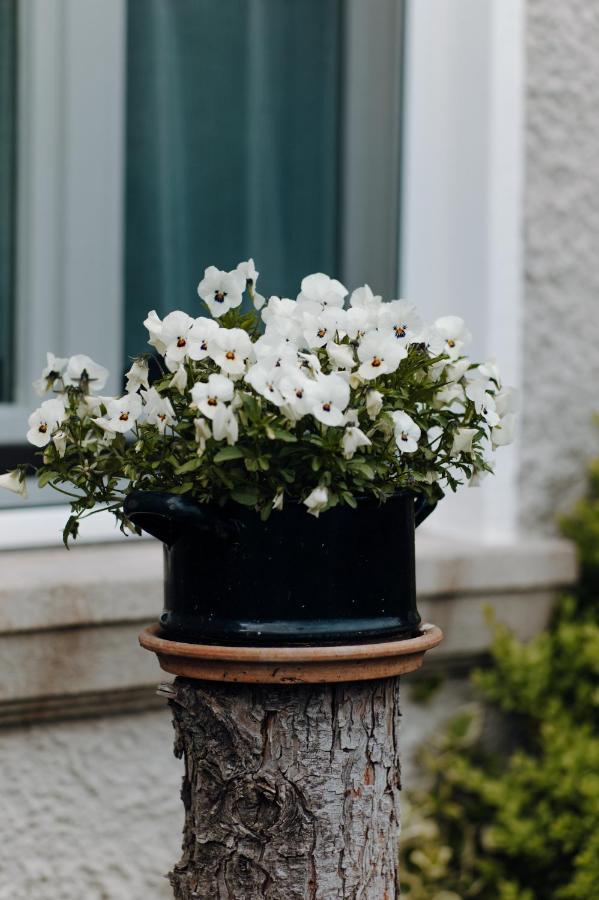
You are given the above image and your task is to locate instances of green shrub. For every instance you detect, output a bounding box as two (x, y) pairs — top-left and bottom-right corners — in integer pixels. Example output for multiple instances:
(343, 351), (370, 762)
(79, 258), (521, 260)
(400, 461), (599, 899)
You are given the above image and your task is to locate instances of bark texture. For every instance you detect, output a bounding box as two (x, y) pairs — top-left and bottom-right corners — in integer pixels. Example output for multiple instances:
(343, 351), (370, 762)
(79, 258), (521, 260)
(168, 677), (401, 900)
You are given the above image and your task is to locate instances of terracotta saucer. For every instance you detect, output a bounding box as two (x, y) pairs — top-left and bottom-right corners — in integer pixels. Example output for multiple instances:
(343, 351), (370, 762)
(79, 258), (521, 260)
(139, 622), (443, 684)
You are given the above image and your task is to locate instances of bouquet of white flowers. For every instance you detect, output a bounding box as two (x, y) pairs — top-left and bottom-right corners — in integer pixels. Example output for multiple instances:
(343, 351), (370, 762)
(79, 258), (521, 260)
(0, 260), (515, 544)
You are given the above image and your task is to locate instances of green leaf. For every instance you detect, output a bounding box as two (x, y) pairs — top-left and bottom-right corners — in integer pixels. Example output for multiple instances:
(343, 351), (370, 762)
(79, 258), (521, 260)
(269, 427), (297, 443)
(231, 487), (259, 506)
(175, 457), (204, 474)
(38, 469), (59, 489)
(169, 482), (194, 494)
(213, 446), (245, 463)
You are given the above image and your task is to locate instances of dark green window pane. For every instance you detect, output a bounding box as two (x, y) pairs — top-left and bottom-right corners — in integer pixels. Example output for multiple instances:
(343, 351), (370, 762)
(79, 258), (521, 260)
(0, 0), (16, 401)
(125, 0), (341, 364)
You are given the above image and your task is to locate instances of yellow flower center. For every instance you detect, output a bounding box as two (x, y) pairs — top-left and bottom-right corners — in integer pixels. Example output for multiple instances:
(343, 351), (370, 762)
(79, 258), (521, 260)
(225, 351), (236, 360)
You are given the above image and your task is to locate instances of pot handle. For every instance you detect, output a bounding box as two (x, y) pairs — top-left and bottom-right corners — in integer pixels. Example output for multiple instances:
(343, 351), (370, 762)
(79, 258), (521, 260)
(414, 494), (437, 528)
(123, 492), (234, 546)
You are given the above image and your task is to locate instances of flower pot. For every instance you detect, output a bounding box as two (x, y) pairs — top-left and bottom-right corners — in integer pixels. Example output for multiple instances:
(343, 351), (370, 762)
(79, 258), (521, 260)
(124, 491), (436, 646)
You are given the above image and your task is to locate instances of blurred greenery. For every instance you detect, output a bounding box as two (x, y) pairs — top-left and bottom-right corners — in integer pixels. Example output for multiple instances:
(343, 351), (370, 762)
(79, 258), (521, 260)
(400, 451), (599, 899)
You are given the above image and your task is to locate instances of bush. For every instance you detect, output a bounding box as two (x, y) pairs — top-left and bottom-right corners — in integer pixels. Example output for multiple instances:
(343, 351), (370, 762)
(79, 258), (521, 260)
(400, 461), (599, 899)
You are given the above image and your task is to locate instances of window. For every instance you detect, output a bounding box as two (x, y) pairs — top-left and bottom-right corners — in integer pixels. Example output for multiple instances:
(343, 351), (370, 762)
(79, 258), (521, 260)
(0, 0), (17, 404)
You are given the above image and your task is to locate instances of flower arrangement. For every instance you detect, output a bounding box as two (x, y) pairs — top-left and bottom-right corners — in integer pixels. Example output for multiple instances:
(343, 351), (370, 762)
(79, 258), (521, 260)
(0, 261), (515, 544)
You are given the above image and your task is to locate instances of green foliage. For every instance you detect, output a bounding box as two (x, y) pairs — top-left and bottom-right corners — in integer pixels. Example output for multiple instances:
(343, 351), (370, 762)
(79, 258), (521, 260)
(400, 455), (599, 899)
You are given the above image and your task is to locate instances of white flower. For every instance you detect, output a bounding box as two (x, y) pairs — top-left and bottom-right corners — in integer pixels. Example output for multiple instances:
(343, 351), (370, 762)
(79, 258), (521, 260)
(297, 272), (347, 311)
(197, 266), (245, 317)
(444, 358), (471, 383)
(252, 292), (266, 311)
(278, 366), (316, 419)
(33, 352), (68, 396)
(27, 398), (67, 447)
(366, 389), (383, 420)
(327, 342), (355, 371)
(261, 296), (302, 341)
(159, 311), (195, 369)
(212, 405), (239, 445)
(303, 485), (329, 517)
(210, 328), (253, 375)
(434, 316), (472, 360)
(273, 489), (284, 511)
(451, 427), (478, 456)
(465, 376), (500, 426)
(377, 300), (422, 346)
(63, 355), (109, 392)
(245, 363), (284, 406)
(345, 306), (372, 340)
(187, 317), (220, 361)
(253, 334), (298, 368)
(495, 386), (518, 419)
(169, 365), (188, 395)
(434, 382), (466, 409)
(342, 426), (371, 459)
(144, 310), (167, 355)
(350, 284), (382, 312)
(193, 417), (212, 455)
(236, 258), (259, 288)
(310, 373), (350, 426)
(391, 410), (421, 454)
(93, 394), (142, 434)
(302, 307), (343, 349)
(0, 470), (27, 498)
(357, 331), (406, 380)
(125, 358), (150, 393)
(191, 374), (234, 420)
(142, 387), (176, 434)
(492, 413), (516, 448)
(52, 430), (68, 458)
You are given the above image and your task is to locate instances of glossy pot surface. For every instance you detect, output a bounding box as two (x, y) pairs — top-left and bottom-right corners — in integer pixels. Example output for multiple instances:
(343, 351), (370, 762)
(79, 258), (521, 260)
(124, 491), (435, 645)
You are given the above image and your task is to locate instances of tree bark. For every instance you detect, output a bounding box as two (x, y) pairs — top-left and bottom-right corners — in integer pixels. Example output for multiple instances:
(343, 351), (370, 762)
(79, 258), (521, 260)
(168, 676), (402, 900)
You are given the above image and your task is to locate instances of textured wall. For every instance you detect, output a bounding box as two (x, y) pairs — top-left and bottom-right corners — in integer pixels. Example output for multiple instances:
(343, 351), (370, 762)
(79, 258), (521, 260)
(0, 710), (182, 900)
(521, 0), (599, 531)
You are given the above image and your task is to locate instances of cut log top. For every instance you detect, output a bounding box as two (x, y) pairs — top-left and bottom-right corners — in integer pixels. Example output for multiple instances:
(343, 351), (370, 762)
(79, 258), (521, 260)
(139, 622), (443, 684)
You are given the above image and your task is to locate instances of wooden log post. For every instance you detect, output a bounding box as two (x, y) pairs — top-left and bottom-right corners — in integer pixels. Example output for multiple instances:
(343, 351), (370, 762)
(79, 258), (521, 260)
(141, 625), (443, 899)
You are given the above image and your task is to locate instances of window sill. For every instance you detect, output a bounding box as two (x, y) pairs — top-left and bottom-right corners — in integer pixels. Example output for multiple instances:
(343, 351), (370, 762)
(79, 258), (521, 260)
(0, 533), (577, 724)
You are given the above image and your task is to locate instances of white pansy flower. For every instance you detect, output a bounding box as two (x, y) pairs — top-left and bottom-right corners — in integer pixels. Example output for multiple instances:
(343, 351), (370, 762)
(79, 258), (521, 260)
(212, 405), (239, 445)
(125, 358), (150, 393)
(273, 489), (284, 511)
(444, 358), (471, 383)
(0, 470), (27, 498)
(27, 398), (67, 447)
(478, 359), (501, 384)
(169, 365), (188, 395)
(159, 311), (195, 369)
(350, 284), (382, 312)
(366, 389), (383, 420)
(491, 413), (516, 448)
(302, 307), (343, 349)
(52, 430), (68, 458)
(63, 355), (109, 393)
(434, 316), (472, 360)
(310, 373), (350, 426)
(197, 266), (245, 317)
(187, 317), (220, 361)
(144, 310), (167, 355)
(495, 386), (518, 419)
(451, 427), (479, 456)
(93, 394), (142, 434)
(377, 300), (422, 346)
(465, 377), (500, 427)
(245, 363), (284, 406)
(191, 373), (234, 420)
(357, 331), (407, 380)
(34, 352), (68, 396)
(345, 306), (372, 340)
(303, 485), (329, 517)
(278, 366), (316, 419)
(193, 417), (211, 455)
(342, 425), (371, 459)
(434, 382), (466, 409)
(210, 328), (253, 375)
(297, 272), (347, 312)
(262, 296), (302, 341)
(327, 342), (355, 371)
(236, 258), (259, 288)
(391, 410), (421, 454)
(142, 387), (176, 434)
(253, 333), (298, 369)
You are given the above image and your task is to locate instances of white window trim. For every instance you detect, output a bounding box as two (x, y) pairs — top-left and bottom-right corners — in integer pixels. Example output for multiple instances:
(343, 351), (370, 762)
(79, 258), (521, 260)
(401, 0), (525, 541)
(0, 0), (125, 444)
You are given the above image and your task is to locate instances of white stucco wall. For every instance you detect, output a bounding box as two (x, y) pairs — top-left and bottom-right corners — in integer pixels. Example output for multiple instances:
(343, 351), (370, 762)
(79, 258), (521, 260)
(0, 710), (181, 900)
(520, 0), (599, 531)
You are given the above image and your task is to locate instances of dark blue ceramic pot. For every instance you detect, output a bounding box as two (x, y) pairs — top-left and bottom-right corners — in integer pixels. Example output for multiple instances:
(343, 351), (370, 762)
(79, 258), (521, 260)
(124, 490), (436, 646)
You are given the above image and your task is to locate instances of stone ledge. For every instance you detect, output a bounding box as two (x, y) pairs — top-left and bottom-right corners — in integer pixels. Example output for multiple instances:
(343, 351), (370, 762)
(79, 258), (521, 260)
(0, 534), (577, 723)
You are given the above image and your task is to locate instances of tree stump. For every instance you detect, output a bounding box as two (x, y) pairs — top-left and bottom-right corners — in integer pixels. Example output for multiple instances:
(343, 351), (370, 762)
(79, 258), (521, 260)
(167, 677), (402, 900)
